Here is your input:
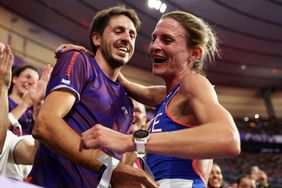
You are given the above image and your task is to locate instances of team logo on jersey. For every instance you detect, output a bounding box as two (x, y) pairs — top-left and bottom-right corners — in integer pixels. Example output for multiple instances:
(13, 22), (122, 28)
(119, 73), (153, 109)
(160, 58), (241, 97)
(149, 112), (163, 133)
(121, 106), (128, 116)
(61, 78), (70, 85)
(65, 51), (79, 77)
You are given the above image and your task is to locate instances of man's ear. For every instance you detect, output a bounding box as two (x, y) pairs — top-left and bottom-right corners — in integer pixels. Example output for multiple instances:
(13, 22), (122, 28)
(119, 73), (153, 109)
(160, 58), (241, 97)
(92, 32), (101, 47)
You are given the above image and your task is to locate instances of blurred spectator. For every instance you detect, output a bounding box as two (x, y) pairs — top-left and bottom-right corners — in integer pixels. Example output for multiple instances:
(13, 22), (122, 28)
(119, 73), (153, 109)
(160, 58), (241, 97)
(237, 175), (256, 188)
(128, 99), (147, 134)
(215, 152), (282, 186)
(122, 99), (147, 167)
(208, 163), (224, 188)
(250, 166), (260, 182)
(0, 42), (51, 181)
(8, 65), (40, 135)
(216, 116), (282, 187)
(256, 170), (269, 188)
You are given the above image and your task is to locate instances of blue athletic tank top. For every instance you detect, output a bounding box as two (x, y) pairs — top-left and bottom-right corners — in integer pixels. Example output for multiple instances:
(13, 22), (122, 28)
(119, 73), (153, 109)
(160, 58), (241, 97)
(147, 84), (206, 188)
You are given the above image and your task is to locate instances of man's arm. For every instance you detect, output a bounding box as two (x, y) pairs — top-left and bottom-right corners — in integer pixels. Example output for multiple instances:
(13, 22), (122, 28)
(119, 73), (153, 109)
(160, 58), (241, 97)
(0, 43), (13, 153)
(33, 90), (158, 188)
(33, 90), (103, 171)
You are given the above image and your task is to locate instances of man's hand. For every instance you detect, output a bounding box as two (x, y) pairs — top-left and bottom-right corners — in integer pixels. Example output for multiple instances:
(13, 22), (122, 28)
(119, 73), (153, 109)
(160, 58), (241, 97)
(111, 164), (158, 188)
(80, 124), (135, 154)
(0, 43), (13, 89)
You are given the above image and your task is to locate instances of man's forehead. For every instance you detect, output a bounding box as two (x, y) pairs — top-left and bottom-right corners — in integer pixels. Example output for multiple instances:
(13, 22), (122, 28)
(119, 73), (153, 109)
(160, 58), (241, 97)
(108, 15), (136, 29)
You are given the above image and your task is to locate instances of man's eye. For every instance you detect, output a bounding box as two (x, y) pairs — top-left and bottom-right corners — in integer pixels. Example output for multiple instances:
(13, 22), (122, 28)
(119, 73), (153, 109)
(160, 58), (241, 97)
(114, 30), (122, 34)
(130, 33), (136, 39)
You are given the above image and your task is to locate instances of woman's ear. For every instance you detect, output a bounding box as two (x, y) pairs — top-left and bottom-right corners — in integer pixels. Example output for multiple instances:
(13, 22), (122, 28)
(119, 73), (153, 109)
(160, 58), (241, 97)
(191, 47), (202, 62)
(12, 76), (18, 85)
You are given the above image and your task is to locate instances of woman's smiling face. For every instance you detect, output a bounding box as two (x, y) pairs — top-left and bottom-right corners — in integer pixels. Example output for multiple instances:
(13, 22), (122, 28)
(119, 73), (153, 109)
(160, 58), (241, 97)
(13, 68), (39, 96)
(149, 18), (192, 79)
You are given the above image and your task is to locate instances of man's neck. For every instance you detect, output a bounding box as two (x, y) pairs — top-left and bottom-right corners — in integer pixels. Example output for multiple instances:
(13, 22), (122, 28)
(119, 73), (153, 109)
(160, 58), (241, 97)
(95, 51), (121, 82)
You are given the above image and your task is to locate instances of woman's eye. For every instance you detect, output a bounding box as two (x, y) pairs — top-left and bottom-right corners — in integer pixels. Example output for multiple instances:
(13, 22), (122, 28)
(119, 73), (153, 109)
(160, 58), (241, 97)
(25, 75), (32, 79)
(164, 38), (172, 44)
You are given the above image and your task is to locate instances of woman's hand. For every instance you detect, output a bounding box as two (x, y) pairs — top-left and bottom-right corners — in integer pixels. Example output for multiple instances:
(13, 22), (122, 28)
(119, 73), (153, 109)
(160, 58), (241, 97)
(80, 124), (135, 154)
(0, 43), (13, 89)
(55, 44), (94, 58)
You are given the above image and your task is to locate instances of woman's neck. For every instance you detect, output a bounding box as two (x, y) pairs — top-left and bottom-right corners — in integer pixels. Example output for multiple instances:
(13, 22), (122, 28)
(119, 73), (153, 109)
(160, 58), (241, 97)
(9, 91), (23, 104)
(165, 70), (194, 94)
